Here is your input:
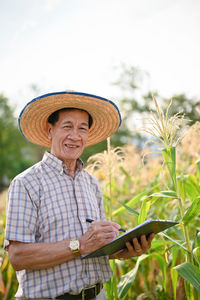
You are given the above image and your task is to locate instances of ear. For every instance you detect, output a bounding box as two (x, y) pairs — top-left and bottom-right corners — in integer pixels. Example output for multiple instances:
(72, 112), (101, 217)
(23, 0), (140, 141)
(46, 123), (52, 140)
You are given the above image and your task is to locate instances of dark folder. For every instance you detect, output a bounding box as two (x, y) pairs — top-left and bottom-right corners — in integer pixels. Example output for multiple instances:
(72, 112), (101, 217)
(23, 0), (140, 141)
(82, 219), (178, 259)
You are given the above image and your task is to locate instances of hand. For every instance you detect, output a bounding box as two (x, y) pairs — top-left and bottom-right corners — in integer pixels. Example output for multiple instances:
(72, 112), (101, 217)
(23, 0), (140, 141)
(111, 233), (155, 259)
(79, 220), (120, 255)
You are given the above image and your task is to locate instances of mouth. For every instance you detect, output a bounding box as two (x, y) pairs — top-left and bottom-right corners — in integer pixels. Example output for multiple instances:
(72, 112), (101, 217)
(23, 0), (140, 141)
(64, 144), (79, 149)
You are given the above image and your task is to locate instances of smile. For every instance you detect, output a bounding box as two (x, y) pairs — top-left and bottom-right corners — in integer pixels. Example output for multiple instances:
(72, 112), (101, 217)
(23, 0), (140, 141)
(65, 144), (79, 148)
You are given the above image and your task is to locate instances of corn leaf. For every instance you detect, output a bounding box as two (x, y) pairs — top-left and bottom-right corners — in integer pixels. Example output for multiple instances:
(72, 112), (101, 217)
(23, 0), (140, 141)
(0, 271), (5, 294)
(174, 262), (200, 293)
(162, 147), (177, 190)
(118, 202), (139, 216)
(150, 190), (178, 198)
(112, 186), (157, 216)
(171, 245), (181, 267)
(193, 247), (200, 265)
(150, 253), (167, 291)
(177, 176), (187, 201)
(104, 278), (113, 300)
(184, 175), (200, 200)
(170, 246), (181, 300)
(187, 174), (200, 193)
(171, 268), (178, 300)
(117, 254), (149, 298)
(196, 159), (200, 174)
(160, 232), (188, 252)
(138, 198), (151, 225)
(119, 166), (132, 179)
(1, 254), (8, 272)
(182, 196), (200, 225)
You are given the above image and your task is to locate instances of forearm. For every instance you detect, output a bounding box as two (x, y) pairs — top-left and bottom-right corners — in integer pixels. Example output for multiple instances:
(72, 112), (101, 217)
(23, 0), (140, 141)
(8, 240), (73, 271)
(8, 220), (120, 271)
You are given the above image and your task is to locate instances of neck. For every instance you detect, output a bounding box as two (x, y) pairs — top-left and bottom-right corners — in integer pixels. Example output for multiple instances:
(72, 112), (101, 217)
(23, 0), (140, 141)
(65, 160), (77, 177)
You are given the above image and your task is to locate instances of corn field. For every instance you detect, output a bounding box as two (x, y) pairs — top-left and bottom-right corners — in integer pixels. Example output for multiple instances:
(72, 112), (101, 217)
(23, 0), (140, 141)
(0, 97), (200, 299)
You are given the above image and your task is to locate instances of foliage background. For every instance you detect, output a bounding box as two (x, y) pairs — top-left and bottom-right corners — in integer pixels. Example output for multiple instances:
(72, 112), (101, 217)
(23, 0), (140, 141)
(0, 66), (200, 299)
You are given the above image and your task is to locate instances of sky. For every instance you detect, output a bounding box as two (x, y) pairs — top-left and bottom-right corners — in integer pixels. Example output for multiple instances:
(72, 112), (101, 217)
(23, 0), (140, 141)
(1, 0), (200, 116)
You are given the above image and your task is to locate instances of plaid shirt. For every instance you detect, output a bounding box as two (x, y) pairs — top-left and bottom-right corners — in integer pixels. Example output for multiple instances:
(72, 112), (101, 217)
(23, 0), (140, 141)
(4, 152), (112, 299)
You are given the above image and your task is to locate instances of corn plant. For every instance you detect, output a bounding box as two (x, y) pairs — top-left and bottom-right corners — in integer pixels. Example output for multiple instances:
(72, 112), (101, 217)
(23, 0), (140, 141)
(141, 95), (200, 299)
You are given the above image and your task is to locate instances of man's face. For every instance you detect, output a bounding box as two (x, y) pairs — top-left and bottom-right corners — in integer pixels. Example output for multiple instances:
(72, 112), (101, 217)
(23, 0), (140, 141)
(47, 109), (89, 163)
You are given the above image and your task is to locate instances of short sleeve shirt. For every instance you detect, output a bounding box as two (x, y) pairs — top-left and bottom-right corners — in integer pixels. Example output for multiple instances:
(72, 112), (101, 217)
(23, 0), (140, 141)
(4, 152), (112, 299)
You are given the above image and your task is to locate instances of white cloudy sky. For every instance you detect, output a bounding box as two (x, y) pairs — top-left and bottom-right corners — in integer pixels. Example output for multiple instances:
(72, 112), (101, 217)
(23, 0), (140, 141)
(1, 0), (200, 115)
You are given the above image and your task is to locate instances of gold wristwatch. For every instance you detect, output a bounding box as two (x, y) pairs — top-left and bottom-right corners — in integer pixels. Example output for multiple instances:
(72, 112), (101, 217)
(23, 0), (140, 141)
(69, 239), (81, 257)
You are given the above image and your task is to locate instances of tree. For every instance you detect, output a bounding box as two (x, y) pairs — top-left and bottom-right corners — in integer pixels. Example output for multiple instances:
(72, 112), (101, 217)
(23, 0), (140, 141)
(112, 65), (200, 148)
(162, 93), (200, 125)
(83, 65), (154, 161)
(0, 94), (42, 189)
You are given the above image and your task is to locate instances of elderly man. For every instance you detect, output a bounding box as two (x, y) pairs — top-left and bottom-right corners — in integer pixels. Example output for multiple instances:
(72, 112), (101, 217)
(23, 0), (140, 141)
(5, 91), (154, 299)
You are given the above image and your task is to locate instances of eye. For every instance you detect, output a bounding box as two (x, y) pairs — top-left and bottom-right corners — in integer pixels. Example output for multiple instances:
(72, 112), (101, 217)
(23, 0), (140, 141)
(80, 127), (88, 131)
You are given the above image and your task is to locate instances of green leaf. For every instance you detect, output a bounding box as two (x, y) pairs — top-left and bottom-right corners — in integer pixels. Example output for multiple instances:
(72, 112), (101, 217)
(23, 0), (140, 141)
(170, 246), (181, 300)
(112, 186), (157, 216)
(196, 159), (200, 173)
(104, 278), (113, 300)
(118, 202), (139, 216)
(174, 262), (200, 293)
(160, 232), (188, 252)
(150, 253), (167, 291)
(177, 176), (187, 201)
(119, 166), (132, 179)
(193, 247), (200, 265)
(117, 254), (149, 298)
(162, 147), (177, 190)
(185, 174), (200, 200)
(171, 245), (181, 268)
(150, 190), (178, 198)
(188, 174), (200, 192)
(182, 196), (200, 225)
(138, 198), (151, 225)
(171, 268), (178, 300)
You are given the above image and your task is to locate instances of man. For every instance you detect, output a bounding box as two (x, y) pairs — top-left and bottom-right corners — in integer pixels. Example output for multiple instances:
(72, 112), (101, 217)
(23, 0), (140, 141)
(5, 91), (154, 299)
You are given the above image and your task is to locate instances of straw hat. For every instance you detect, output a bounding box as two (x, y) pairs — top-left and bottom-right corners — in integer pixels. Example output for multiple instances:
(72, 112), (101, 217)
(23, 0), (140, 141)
(18, 91), (121, 148)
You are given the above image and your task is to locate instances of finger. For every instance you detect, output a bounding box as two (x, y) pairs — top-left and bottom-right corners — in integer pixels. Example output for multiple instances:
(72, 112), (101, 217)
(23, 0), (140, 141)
(140, 235), (149, 252)
(132, 237), (142, 253)
(147, 233), (155, 247)
(126, 241), (134, 252)
(126, 241), (142, 256)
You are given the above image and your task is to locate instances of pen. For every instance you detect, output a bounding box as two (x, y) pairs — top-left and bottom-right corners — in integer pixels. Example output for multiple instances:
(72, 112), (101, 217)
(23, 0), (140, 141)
(86, 218), (126, 232)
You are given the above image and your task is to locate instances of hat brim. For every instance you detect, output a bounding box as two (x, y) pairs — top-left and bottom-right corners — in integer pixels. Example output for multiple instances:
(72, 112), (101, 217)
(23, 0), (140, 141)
(18, 91), (121, 148)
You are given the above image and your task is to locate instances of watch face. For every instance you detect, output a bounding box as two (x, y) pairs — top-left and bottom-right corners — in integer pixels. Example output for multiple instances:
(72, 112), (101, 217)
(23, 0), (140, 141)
(69, 239), (80, 256)
(71, 240), (79, 250)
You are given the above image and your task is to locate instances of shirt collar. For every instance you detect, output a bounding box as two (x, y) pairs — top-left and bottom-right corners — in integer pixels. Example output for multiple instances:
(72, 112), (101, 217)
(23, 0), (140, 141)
(42, 151), (84, 175)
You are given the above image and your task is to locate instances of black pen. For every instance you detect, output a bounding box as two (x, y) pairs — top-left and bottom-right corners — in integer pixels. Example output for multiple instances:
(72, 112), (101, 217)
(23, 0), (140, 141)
(86, 218), (126, 232)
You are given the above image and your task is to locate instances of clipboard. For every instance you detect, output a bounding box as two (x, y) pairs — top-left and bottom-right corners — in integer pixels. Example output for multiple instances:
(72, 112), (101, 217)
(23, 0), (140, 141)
(82, 219), (178, 259)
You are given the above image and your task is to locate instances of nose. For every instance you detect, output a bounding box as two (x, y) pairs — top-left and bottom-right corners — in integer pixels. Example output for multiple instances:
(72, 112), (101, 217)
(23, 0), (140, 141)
(67, 128), (81, 140)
